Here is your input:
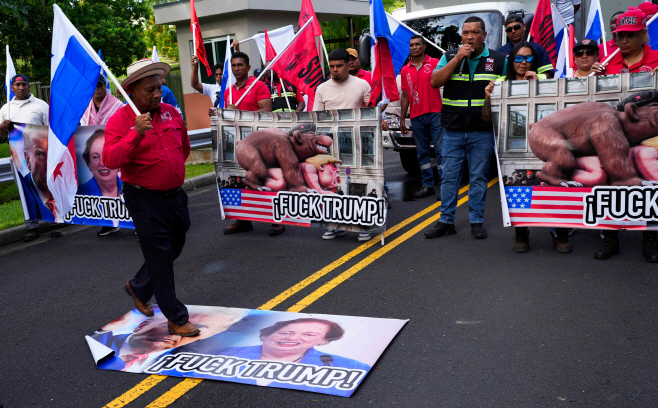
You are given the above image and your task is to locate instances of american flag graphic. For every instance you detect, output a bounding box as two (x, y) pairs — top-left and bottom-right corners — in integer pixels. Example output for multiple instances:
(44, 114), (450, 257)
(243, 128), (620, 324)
(220, 188), (311, 226)
(505, 186), (650, 230)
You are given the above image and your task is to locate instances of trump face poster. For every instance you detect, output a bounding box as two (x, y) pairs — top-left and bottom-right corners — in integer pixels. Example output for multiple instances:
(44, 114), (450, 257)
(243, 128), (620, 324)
(86, 306), (407, 397)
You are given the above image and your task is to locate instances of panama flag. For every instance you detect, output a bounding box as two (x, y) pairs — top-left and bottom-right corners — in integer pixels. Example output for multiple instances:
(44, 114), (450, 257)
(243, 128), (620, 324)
(649, 14), (658, 51)
(369, 0), (407, 105)
(98, 50), (111, 94)
(585, 0), (604, 43)
(50, 5), (104, 217)
(5, 45), (16, 117)
(552, 4), (569, 78)
(219, 37), (236, 108)
(151, 46), (160, 62)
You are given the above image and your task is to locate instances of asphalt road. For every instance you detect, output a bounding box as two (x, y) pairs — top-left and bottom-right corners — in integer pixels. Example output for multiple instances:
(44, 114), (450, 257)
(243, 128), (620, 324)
(1, 150), (657, 408)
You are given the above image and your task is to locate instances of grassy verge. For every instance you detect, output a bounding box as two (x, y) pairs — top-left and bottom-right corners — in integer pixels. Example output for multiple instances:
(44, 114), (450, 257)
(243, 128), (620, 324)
(0, 143), (9, 159)
(0, 162), (215, 232)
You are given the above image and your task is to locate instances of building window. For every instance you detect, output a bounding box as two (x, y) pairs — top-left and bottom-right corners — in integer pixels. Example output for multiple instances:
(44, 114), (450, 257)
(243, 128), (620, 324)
(507, 105), (527, 150)
(360, 126), (376, 167)
(222, 126), (236, 161)
(338, 127), (354, 165)
(317, 127), (333, 155)
(536, 104), (556, 122)
(190, 35), (234, 86)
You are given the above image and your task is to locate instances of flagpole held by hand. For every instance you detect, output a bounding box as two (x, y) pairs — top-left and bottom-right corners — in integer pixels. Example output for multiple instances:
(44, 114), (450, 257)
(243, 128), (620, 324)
(588, 48), (619, 76)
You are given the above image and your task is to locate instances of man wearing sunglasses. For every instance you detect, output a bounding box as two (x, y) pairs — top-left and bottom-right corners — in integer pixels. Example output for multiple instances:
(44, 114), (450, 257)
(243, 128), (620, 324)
(498, 14), (554, 78)
(573, 40), (599, 77)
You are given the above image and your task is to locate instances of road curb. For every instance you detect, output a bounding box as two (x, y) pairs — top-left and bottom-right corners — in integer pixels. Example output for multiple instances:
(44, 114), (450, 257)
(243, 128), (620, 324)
(0, 172), (216, 247)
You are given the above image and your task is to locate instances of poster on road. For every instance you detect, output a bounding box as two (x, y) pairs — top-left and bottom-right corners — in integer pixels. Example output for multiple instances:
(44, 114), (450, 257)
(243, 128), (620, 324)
(7, 123), (134, 228)
(212, 109), (387, 233)
(86, 306), (407, 397)
(492, 74), (658, 230)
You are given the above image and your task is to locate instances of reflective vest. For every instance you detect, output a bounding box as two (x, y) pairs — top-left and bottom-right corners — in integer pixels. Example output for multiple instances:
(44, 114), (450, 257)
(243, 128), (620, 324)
(441, 48), (506, 132)
(267, 79), (298, 112)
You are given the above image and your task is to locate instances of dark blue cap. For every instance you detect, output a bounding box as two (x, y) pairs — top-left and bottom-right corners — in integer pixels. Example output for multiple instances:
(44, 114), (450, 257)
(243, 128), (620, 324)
(11, 74), (29, 85)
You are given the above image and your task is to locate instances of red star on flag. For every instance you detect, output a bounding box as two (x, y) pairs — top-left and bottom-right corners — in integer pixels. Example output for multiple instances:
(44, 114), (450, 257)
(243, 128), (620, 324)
(53, 161), (64, 180)
(636, 95), (642, 100)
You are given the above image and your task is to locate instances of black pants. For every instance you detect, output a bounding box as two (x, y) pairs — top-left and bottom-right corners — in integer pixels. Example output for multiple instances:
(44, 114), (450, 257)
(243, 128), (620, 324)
(516, 226), (569, 241)
(123, 183), (190, 326)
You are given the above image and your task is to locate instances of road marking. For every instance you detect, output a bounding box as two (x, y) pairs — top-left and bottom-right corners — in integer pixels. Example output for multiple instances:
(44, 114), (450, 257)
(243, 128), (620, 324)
(102, 375), (167, 408)
(287, 178), (498, 312)
(102, 182), (477, 407)
(258, 184), (470, 311)
(143, 378), (204, 408)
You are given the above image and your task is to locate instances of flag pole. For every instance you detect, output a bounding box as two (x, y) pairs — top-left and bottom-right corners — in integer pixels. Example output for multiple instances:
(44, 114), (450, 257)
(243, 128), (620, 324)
(280, 78), (294, 112)
(235, 18), (314, 107)
(385, 12), (446, 53)
(227, 35), (233, 107)
(102, 63), (141, 115)
(6, 45), (11, 121)
(319, 34), (330, 72)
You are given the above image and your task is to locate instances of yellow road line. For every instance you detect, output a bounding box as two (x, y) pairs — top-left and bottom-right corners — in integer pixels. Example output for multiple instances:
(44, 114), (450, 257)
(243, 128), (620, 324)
(143, 379), (204, 408)
(257, 184), (470, 311)
(102, 375), (167, 408)
(287, 178), (498, 312)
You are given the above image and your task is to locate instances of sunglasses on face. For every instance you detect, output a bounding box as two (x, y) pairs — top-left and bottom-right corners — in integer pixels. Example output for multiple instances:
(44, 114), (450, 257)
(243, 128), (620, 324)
(506, 24), (523, 33)
(514, 55), (534, 63)
(574, 49), (597, 57)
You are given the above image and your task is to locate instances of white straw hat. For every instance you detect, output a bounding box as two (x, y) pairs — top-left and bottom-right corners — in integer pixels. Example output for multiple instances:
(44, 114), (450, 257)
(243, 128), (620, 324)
(121, 58), (170, 90)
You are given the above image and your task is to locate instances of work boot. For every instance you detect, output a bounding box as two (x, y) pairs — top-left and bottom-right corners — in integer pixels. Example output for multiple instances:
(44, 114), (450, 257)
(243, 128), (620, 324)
(223, 220), (253, 235)
(552, 228), (572, 253)
(513, 227), (529, 253)
(594, 231), (620, 260)
(414, 186), (435, 199)
(268, 224), (286, 236)
(168, 321), (200, 337)
(23, 228), (39, 242)
(424, 222), (456, 239)
(642, 233), (658, 263)
(471, 223), (488, 239)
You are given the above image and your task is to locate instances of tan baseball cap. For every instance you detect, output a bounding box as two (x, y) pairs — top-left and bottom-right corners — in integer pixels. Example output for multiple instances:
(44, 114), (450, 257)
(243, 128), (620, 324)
(346, 48), (359, 58)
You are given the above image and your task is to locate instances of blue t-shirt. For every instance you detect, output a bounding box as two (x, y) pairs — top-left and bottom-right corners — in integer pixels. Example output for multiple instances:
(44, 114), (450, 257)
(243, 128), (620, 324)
(498, 41), (555, 76)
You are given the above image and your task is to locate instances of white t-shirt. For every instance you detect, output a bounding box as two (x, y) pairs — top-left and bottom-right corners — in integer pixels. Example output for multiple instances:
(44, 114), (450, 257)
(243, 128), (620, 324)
(556, 0), (581, 25)
(202, 83), (222, 106)
(313, 75), (371, 111)
(0, 94), (49, 125)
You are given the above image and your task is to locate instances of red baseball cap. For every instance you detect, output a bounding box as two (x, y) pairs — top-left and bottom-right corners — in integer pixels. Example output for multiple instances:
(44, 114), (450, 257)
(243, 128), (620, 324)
(613, 7), (647, 32)
(638, 2), (658, 19)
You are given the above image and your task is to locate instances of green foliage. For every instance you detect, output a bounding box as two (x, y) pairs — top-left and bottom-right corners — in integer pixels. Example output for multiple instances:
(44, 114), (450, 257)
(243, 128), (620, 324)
(0, 180), (19, 205)
(0, 199), (24, 231)
(142, 10), (179, 61)
(185, 163), (214, 179)
(0, 0), (150, 83)
(0, 143), (9, 158)
(0, 0), (36, 29)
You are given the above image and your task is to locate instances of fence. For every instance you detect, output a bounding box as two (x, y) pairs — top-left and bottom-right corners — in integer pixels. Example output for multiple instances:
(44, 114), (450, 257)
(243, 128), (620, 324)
(0, 82), (51, 106)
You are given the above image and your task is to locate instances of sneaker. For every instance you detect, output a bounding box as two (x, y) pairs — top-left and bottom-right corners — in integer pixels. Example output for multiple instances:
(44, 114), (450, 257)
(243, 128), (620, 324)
(323, 229), (346, 240)
(23, 228), (39, 242)
(513, 229), (529, 253)
(358, 233), (371, 242)
(97, 226), (120, 237)
(594, 233), (619, 260)
(424, 222), (456, 239)
(414, 186), (435, 199)
(471, 223), (488, 239)
(642, 235), (658, 263)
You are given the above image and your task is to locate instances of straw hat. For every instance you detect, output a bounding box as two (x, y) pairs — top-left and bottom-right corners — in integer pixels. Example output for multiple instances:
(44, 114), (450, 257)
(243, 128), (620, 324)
(121, 58), (170, 90)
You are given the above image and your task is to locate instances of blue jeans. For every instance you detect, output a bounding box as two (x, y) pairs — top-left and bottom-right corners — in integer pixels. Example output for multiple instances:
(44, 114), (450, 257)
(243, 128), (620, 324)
(439, 130), (494, 224)
(410, 112), (444, 187)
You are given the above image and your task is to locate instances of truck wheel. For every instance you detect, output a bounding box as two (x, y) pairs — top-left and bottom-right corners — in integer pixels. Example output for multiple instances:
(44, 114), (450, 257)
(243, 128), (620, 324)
(400, 150), (421, 175)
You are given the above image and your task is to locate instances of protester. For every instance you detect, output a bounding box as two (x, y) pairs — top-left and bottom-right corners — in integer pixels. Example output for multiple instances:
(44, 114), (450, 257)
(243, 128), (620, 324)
(498, 14), (554, 77)
(103, 58), (200, 338)
(160, 77), (182, 115)
(0, 74), (62, 242)
(400, 35), (444, 200)
(502, 41), (546, 80)
(599, 11), (625, 61)
(638, 2), (658, 20)
(262, 59), (305, 112)
(191, 55), (223, 109)
(596, 7), (658, 75)
(556, 0), (581, 25)
(313, 48), (372, 242)
(346, 48), (373, 88)
(426, 17), (506, 240)
(573, 39), (600, 77)
(79, 75), (125, 236)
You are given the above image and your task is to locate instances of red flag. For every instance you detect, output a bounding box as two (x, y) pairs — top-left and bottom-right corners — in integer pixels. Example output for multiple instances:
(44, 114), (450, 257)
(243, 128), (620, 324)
(369, 39), (399, 106)
(272, 24), (322, 103)
(528, 0), (556, 65)
(568, 24), (577, 73)
(299, 0), (322, 37)
(190, 0), (212, 76)
(264, 29), (277, 61)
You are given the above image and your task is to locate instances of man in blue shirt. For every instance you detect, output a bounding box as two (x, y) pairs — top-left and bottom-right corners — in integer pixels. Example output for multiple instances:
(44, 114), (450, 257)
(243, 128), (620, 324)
(498, 14), (555, 78)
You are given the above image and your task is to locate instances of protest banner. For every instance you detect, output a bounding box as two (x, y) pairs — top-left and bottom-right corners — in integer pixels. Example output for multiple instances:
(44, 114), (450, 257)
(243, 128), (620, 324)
(212, 109), (387, 233)
(8, 124), (134, 228)
(492, 73), (658, 230)
(86, 306), (407, 397)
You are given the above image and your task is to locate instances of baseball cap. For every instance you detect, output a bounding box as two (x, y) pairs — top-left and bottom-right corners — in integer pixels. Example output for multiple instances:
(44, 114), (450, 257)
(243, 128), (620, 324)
(505, 14), (524, 26)
(346, 48), (359, 59)
(613, 7), (647, 32)
(638, 2), (658, 19)
(11, 74), (29, 85)
(573, 39), (599, 53)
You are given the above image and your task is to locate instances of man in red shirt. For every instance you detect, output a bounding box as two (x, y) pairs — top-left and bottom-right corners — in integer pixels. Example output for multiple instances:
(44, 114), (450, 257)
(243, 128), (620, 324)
(400, 35), (444, 199)
(347, 48), (373, 88)
(222, 52), (285, 236)
(103, 59), (200, 337)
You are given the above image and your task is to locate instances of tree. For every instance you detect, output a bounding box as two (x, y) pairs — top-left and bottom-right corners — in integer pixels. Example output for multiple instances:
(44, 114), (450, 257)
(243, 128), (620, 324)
(142, 9), (179, 62)
(0, 0), (149, 84)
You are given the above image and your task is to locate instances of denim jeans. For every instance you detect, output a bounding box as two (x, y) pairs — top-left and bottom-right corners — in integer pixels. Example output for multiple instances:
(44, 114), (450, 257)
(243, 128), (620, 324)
(410, 112), (444, 187)
(439, 130), (494, 224)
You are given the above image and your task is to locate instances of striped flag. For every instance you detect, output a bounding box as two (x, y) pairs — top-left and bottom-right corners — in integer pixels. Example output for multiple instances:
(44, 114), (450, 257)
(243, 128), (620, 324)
(220, 189), (311, 226)
(5, 45), (16, 119)
(505, 186), (649, 230)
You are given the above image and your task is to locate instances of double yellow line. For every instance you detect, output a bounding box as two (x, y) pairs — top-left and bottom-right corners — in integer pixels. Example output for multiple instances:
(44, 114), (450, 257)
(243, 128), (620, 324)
(103, 180), (496, 408)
